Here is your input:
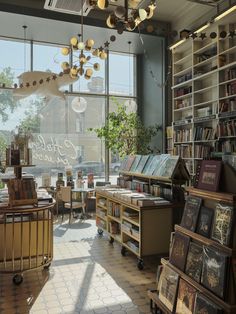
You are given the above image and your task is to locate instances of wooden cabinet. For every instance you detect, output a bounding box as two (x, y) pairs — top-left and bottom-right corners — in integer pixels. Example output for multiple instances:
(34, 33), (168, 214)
(96, 189), (173, 269)
(170, 9), (236, 178)
(95, 155), (189, 269)
(148, 187), (236, 313)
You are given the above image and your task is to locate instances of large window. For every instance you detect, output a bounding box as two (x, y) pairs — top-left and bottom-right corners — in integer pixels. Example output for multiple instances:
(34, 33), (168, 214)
(0, 37), (136, 184)
(109, 52), (135, 96)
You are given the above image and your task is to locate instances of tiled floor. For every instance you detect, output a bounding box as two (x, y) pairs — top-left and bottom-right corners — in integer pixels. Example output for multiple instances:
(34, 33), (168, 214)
(0, 216), (159, 314)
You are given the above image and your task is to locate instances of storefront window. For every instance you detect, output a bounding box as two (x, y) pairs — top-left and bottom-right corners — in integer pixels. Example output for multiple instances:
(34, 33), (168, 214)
(0, 39), (136, 185)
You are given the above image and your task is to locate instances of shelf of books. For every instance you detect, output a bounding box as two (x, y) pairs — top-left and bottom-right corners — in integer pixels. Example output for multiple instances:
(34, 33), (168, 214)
(148, 179), (236, 313)
(96, 154), (190, 269)
(170, 8), (236, 179)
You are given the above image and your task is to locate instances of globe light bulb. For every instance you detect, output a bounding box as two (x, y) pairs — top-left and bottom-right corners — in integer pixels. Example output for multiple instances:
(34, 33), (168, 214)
(70, 37), (78, 46)
(61, 47), (70, 55)
(61, 62), (70, 70)
(71, 97), (87, 113)
(78, 41), (85, 50)
(139, 8), (147, 21)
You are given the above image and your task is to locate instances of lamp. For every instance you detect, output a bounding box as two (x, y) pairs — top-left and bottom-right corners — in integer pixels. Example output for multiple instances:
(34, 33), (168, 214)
(124, 41), (137, 113)
(92, 0), (157, 34)
(60, 1), (108, 80)
(71, 97), (87, 113)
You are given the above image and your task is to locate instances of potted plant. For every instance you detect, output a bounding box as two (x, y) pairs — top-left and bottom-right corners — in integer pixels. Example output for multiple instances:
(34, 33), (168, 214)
(89, 99), (161, 158)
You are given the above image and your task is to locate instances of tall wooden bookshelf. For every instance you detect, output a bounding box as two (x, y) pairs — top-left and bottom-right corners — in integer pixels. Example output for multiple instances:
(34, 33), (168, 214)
(170, 8), (236, 178)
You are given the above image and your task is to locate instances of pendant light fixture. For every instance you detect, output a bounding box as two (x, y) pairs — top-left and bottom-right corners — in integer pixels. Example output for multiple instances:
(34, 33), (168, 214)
(125, 41), (137, 113)
(89, 0), (157, 34)
(60, 0), (108, 80)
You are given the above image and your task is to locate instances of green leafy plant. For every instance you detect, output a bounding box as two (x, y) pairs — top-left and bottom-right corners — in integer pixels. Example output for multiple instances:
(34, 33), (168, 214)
(89, 99), (161, 158)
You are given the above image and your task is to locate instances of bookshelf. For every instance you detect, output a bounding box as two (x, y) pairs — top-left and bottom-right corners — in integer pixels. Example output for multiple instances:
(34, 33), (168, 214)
(148, 187), (236, 313)
(170, 10), (236, 178)
(96, 154), (189, 269)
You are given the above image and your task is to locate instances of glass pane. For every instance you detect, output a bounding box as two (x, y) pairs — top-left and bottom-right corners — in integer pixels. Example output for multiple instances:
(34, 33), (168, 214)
(109, 96), (137, 114)
(0, 89), (106, 186)
(72, 51), (105, 94)
(33, 43), (70, 92)
(109, 52), (135, 96)
(33, 43), (65, 73)
(0, 38), (31, 84)
(108, 96), (137, 180)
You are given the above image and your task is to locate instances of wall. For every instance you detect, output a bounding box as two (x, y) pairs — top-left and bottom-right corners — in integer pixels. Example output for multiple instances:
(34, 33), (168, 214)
(137, 34), (166, 153)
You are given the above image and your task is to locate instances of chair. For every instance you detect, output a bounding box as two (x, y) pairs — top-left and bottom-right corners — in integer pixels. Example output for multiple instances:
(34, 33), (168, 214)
(60, 186), (85, 223)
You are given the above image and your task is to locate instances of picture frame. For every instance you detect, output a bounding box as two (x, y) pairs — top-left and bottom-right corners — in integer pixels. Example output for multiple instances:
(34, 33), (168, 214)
(197, 160), (222, 192)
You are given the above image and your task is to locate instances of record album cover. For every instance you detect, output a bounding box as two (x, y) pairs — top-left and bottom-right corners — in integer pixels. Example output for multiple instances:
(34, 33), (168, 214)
(180, 196), (202, 232)
(193, 293), (223, 314)
(158, 264), (179, 312)
(211, 203), (234, 246)
(197, 160), (222, 192)
(176, 278), (197, 314)
(169, 232), (190, 271)
(201, 246), (228, 299)
(185, 242), (203, 283)
(196, 206), (214, 238)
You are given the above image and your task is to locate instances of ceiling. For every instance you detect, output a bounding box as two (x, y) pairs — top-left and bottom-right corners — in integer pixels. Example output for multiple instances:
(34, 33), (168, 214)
(0, 0), (234, 53)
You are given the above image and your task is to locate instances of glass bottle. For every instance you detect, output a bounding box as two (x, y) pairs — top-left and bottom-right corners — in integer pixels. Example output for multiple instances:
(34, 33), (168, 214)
(56, 172), (65, 191)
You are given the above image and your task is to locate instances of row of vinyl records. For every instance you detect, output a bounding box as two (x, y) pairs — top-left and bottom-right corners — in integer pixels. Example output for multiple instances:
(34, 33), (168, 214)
(119, 154), (188, 179)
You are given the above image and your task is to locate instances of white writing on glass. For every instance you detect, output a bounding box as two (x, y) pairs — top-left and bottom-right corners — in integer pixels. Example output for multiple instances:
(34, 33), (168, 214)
(30, 134), (77, 166)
